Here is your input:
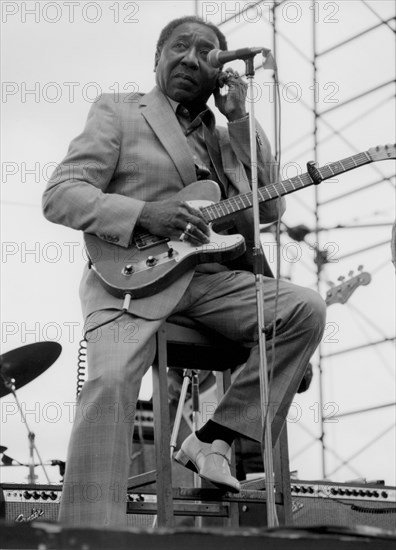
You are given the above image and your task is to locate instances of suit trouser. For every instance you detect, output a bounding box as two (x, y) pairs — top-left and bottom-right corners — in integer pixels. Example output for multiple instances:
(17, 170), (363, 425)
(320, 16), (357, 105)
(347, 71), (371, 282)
(59, 270), (326, 526)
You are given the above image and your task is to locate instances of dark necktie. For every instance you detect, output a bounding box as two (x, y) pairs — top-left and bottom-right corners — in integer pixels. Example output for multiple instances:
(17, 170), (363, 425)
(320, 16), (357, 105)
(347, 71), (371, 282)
(202, 123), (229, 198)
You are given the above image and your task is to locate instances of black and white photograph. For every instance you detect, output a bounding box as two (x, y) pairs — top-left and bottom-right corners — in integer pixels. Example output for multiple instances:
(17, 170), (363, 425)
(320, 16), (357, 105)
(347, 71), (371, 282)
(1, 1), (395, 548)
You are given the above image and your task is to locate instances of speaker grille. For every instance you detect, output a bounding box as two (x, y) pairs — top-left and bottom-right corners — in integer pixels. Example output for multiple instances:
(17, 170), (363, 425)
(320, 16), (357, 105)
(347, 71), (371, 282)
(293, 496), (396, 529)
(0, 483), (154, 527)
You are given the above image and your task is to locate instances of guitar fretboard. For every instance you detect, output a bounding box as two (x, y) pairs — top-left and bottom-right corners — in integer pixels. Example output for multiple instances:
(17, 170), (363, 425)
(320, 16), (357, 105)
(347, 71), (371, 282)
(201, 151), (372, 223)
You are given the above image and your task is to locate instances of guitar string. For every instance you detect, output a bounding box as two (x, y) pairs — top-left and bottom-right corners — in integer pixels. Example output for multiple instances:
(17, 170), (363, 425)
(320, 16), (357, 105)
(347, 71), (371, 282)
(134, 152), (375, 237)
(200, 151), (373, 224)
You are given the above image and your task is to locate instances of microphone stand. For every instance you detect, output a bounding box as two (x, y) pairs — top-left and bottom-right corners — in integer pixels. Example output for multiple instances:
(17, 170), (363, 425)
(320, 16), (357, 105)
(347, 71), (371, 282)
(244, 55), (278, 527)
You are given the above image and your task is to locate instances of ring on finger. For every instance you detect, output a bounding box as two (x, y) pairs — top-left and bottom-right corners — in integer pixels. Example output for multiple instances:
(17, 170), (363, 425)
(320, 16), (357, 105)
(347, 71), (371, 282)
(185, 222), (192, 232)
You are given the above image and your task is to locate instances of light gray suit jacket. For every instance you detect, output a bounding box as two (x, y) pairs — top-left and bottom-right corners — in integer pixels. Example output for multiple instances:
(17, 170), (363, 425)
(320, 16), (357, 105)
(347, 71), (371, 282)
(42, 86), (282, 320)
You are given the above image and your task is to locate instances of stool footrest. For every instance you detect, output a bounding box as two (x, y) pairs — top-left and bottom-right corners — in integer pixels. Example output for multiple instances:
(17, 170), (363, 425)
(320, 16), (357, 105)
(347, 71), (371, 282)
(177, 487), (281, 504)
(127, 486), (283, 504)
(127, 501), (229, 517)
(128, 470), (156, 489)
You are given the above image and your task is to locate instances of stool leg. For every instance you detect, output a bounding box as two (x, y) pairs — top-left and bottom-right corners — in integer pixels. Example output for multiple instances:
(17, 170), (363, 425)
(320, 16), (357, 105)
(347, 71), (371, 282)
(170, 369), (193, 456)
(214, 370), (240, 528)
(169, 368), (203, 526)
(152, 326), (174, 527)
(215, 371), (227, 402)
(190, 371), (203, 528)
(273, 424), (292, 525)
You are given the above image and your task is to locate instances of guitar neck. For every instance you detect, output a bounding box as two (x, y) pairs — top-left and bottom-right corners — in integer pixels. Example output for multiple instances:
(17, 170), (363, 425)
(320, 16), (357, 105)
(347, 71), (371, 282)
(201, 150), (372, 224)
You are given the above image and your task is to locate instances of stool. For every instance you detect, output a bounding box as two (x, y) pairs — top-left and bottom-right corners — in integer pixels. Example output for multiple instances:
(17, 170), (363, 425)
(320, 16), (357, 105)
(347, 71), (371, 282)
(128, 314), (292, 527)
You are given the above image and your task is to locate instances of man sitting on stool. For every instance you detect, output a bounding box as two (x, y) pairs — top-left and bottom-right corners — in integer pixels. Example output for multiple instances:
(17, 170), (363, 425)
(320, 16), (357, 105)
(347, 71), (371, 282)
(42, 15), (326, 527)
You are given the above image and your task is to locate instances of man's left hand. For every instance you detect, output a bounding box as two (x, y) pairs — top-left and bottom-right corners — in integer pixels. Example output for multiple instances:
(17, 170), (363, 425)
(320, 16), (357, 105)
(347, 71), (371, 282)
(214, 68), (248, 122)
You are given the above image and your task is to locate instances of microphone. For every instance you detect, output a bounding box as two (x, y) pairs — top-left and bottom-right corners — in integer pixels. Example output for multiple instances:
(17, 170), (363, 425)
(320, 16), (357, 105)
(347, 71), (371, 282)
(207, 47), (270, 68)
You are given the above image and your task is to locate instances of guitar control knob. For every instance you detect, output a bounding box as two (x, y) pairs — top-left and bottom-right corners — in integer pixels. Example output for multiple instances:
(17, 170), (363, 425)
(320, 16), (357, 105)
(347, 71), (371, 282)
(41, 491), (49, 500)
(168, 247), (174, 258)
(146, 256), (157, 267)
(49, 491), (58, 501)
(32, 491), (40, 500)
(123, 264), (134, 275)
(23, 491), (32, 500)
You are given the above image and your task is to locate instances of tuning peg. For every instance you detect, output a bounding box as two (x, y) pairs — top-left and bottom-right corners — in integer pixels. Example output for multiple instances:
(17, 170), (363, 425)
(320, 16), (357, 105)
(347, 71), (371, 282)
(358, 265), (363, 271)
(348, 270), (354, 277)
(327, 281), (335, 287)
(337, 276), (345, 282)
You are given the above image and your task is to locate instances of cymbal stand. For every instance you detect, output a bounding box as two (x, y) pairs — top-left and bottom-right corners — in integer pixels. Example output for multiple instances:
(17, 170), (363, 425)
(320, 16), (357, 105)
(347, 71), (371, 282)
(0, 365), (51, 484)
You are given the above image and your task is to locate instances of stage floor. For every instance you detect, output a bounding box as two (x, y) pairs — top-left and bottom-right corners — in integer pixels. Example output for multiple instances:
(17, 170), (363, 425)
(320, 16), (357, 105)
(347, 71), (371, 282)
(1, 521), (396, 550)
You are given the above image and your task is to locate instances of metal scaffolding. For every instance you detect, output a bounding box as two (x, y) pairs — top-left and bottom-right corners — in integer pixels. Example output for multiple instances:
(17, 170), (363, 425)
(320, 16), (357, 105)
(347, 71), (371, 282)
(196, 0), (395, 485)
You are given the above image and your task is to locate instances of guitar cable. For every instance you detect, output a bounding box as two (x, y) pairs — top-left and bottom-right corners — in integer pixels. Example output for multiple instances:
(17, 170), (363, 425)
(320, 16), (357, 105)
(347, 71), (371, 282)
(76, 294), (132, 397)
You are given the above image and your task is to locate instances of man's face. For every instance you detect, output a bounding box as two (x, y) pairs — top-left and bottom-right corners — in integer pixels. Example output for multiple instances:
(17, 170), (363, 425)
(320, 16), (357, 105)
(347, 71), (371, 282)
(155, 22), (220, 109)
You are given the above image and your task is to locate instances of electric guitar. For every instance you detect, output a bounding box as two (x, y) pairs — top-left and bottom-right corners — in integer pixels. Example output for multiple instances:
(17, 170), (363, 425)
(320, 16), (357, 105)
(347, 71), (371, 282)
(84, 144), (394, 298)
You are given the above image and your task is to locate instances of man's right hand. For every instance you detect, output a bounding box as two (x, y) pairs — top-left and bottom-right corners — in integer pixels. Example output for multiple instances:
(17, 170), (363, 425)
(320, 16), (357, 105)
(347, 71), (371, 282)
(138, 199), (210, 245)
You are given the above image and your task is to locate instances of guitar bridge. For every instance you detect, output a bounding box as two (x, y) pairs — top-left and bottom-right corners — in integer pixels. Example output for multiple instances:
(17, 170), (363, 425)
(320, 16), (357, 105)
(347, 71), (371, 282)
(134, 231), (169, 250)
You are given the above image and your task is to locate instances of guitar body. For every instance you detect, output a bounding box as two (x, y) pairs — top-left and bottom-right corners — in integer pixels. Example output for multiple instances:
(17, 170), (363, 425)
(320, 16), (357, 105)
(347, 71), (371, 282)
(84, 181), (246, 299)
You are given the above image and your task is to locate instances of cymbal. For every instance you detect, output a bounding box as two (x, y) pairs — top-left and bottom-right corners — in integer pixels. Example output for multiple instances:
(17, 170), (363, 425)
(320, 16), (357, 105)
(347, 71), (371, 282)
(0, 342), (62, 398)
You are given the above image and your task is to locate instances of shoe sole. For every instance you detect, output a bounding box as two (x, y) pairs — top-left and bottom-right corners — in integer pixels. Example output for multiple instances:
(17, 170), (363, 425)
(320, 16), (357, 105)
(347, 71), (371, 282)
(174, 450), (240, 493)
(200, 474), (241, 494)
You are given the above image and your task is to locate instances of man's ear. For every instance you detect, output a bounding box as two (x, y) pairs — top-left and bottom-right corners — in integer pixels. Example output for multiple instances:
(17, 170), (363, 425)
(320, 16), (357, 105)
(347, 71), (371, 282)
(154, 50), (160, 71)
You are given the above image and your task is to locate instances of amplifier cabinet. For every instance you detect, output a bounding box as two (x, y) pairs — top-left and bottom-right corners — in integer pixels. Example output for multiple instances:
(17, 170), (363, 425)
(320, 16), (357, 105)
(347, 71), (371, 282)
(0, 483), (61, 523)
(0, 483), (153, 527)
(239, 479), (396, 530)
(291, 480), (396, 530)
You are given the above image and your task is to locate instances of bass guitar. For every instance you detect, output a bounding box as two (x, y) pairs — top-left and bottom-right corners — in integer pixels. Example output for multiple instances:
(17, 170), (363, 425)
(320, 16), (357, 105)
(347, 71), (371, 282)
(325, 267), (371, 306)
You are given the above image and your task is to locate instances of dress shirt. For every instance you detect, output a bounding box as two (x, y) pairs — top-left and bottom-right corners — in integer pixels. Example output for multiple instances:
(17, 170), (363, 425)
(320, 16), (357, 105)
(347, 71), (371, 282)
(166, 97), (228, 197)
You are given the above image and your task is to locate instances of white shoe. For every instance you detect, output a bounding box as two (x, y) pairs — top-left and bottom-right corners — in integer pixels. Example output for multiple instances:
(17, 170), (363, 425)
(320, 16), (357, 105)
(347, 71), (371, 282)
(174, 433), (240, 493)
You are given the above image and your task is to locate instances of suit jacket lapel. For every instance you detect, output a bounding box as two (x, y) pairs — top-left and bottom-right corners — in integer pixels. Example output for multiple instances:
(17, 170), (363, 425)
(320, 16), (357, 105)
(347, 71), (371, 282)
(140, 87), (196, 186)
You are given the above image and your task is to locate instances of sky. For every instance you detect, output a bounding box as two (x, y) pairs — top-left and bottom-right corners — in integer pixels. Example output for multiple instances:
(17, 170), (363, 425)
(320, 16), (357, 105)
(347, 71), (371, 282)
(1, 0), (395, 489)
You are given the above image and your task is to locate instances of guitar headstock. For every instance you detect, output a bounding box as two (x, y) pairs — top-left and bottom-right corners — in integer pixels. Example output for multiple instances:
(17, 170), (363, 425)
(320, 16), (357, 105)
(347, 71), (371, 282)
(326, 266), (371, 306)
(367, 144), (396, 162)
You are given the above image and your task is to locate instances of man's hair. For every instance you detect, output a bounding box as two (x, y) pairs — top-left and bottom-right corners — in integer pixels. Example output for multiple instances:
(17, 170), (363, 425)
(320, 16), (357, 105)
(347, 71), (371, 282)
(156, 15), (228, 57)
